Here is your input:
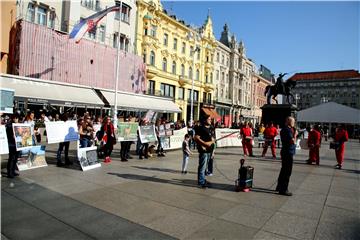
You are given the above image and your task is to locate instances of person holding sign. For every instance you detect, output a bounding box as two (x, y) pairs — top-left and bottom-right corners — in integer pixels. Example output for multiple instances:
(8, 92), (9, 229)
(98, 116), (116, 163)
(194, 114), (215, 188)
(6, 114), (20, 178)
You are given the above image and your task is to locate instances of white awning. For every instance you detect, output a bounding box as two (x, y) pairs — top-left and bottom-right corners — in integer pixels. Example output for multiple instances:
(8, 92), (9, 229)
(101, 90), (181, 113)
(0, 74), (103, 106)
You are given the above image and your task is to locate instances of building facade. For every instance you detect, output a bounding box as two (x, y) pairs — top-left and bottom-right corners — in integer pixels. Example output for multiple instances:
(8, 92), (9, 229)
(290, 70), (360, 110)
(1, 0), (17, 73)
(252, 70), (273, 123)
(135, 0), (217, 122)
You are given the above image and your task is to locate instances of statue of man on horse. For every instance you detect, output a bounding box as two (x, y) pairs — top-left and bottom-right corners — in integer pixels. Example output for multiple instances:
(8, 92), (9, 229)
(264, 73), (297, 105)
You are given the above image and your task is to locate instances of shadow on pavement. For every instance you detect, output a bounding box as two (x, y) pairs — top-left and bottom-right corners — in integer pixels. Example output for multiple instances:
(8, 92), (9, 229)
(132, 166), (197, 175)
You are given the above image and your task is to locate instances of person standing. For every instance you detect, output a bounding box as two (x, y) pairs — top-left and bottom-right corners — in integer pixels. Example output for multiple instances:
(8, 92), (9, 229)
(262, 122), (278, 159)
(240, 122), (254, 157)
(276, 117), (297, 196)
(99, 116), (116, 163)
(334, 125), (348, 169)
(6, 114), (20, 178)
(56, 113), (72, 167)
(194, 114), (214, 188)
(181, 134), (192, 174)
(307, 125), (321, 165)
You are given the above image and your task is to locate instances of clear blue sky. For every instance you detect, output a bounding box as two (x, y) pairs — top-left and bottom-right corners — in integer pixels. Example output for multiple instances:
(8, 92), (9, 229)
(162, 1), (359, 75)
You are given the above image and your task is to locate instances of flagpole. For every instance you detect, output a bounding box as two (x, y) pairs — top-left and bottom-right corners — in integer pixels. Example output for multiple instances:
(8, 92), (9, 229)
(114, 1), (123, 126)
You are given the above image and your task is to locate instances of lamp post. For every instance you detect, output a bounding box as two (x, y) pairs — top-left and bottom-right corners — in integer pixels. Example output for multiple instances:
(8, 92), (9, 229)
(190, 45), (200, 127)
(114, 1), (123, 127)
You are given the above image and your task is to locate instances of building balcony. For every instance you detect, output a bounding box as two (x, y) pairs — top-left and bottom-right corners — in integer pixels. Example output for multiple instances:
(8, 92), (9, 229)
(203, 82), (214, 92)
(146, 65), (159, 79)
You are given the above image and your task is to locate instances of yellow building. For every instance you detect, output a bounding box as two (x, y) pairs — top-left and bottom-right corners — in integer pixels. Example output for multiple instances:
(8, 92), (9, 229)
(0, 0), (17, 73)
(135, 0), (217, 122)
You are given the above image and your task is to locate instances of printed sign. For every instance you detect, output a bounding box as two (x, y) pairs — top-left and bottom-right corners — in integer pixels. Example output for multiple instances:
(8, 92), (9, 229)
(45, 121), (79, 144)
(0, 88), (14, 114)
(215, 128), (242, 148)
(117, 122), (138, 141)
(0, 125), (9, 154)
(17, 145), (47, 171)
(77, 146), (101, 171)
(139, 125), (157, 143)
(13, 123), (34, 150)
(143, 110), (157, 123)
(163, 127), (188, 150)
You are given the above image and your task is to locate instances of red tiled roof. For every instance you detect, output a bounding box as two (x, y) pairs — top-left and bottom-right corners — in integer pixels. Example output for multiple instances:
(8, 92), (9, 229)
(289, 70), (360, 81)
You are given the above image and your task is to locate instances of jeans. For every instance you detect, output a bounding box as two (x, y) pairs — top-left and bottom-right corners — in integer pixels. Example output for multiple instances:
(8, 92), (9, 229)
(80, 138), (92, 148)
(182, 154), (189, 172)
(276, 151), (294, 192)
(207, 156), (213, 174)
(57, 142), (70, 163)
(198, 152), (211, 185)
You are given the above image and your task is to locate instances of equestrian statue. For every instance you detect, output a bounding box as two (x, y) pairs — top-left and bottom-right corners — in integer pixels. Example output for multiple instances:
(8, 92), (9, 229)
(264, 73), (297, 104)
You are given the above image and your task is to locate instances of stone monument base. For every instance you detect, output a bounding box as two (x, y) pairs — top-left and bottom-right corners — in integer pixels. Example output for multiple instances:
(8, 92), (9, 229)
(261, 104), (298, 128)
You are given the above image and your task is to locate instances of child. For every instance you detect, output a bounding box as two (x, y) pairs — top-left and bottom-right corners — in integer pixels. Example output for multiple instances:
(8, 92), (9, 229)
(182, 134), (192, 174)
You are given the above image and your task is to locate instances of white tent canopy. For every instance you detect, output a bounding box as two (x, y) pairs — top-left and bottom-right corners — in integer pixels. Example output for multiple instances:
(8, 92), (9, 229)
(297, 102), (360, 124)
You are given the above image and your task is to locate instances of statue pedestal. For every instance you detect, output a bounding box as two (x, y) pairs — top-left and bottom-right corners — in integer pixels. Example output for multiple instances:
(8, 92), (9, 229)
(261, 104), (298, 128)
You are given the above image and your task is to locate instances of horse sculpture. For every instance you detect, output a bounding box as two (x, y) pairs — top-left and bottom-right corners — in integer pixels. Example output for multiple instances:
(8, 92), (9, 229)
(264, 79), (297, 104)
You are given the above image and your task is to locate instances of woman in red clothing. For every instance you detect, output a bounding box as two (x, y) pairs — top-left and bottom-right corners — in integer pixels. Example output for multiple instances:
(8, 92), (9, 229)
(307, 125), (322, 165)
(99, 116), (117, 163)
(241, 122), (254, 157)
(334, 125), (348, 169)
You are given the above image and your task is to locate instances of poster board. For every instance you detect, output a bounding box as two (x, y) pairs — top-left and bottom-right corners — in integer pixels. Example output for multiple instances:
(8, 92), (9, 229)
(163, 127), (187, 150)
(45, 121), (79, 144)
(17, 145), (47, 171)
(215, 128), (242, 148)
(12, 123), (34, 150)
(143, 110), (157, 123)
(0, 88), (14, 114)
(139, 125), (157, 143)
(158, 124), (174, 137)
(117, 122), (138, 141)
(0, 125), (9, 154)
(77, 146), (101, 171)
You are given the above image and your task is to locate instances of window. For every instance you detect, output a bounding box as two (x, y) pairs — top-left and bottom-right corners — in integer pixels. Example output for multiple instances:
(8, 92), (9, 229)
(208, 93), (212, 103)
(81, 0), (94, 9)
(49, 10), (55, 28)
(115, 3), (131, 23)
(163, 33), (168, 46)
(210, 73), (213, 83)
(181, 64), (185, 77)
(160, 83), (175, 98)
(172, 61), (176, 74)
(173, 38), (178, 50)
(182, 42), (186, 54)
(27, 3), (35, 22)
(162, 58), (167, 72)
(113, 33), (129, 51)
(203, 92), (207, 103)
(150, 51), (155, 66)
(222, 55), (224, 64)
(150, 25), (157, 37)
(37, 6), (47, 26)
(188, 67), (193, 79)
(144, 28), (148, 35)
(221, 72), (225, 82)
(148, 80), (155, 95)
(178, 88), (184, 100)
(142, 52), (147, 63)
(188, 90), (199, 101)
(88, 25), (96, 39)
(197, 49), (200, 60)
(205, 74), (208, 83)
(216, 70), (219, 80)
(190, 46), (194, 57)
(196, 69), (200, 81)
(99, 25), (106, 42)
(216, 53), (220, 62)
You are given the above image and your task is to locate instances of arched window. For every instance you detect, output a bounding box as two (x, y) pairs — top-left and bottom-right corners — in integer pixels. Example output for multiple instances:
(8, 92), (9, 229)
(172, 61), (176, 74)
(162, 58), (167, 72)
(188, 67), (193, 79)
(196, 69), (200, 81)
(181, 64), (185, 77)
(150, 51), (155, 66)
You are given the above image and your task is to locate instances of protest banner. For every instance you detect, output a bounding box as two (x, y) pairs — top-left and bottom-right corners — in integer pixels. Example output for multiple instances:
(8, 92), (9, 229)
(45, 121), (79, 144)
(215, 128), (242, 148)
(158, 124), (166, 137)
(0, 125), (9, 154)
(139, 125), (157, 143)
(143, 110), (157, 123)
(0, 88), (14, 114)
(17, 145), (47, 171)
(77, 146), (101, 171)
(117, 122), (138, 141)
(163, 127), (187, 150)
(13, 123), (34, 150)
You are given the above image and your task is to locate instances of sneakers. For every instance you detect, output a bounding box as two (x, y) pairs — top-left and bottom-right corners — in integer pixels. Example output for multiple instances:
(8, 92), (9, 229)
(279, 191), (293, 196)
(334, 164), (342, 169)
(104, 157), (112, 163)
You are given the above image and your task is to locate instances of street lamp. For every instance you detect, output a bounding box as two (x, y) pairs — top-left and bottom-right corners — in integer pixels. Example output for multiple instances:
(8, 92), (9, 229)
(114, 1), (123, 127)
(295, 93), (300, 106)
(190, 45), (200, 127)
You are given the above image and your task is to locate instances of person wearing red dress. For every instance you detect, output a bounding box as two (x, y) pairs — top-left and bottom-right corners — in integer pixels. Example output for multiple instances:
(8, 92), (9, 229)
(307, 125), (322, 165)
(334, 125), (349, 169)
(262, 122), (278, 159)
(241, 122), (254, 157)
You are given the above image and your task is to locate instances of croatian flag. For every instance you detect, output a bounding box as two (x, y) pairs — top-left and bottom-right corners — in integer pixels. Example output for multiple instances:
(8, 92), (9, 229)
(69, 5), (120, 43)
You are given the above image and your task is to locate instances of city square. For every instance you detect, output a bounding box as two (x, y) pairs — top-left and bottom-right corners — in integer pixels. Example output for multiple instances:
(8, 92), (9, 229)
(1, 0), (359, 239)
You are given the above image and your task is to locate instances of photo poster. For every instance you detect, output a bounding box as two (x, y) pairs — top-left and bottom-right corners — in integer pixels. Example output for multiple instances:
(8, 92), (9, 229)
(0, 88), (14, 114)
(164, 127), (188, 150)
(117, 122), (138, 141)
(17, 145), (47, 171)
(215, 128), (242, 148)
(143, 110), (158, 123)
(139, 125), (157, 143)
(158, 124), (166, 137)
(77, 146), (101, 171)
(45, 121), (79, 144)
(0, 125), (9, 154)
(12, 123), (34, 150)
(158, 124), (173, 137)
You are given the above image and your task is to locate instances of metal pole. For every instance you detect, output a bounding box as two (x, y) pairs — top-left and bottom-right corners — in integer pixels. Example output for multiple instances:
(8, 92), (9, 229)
(190, 45), (199, 127)
(114, 1), (122, 126)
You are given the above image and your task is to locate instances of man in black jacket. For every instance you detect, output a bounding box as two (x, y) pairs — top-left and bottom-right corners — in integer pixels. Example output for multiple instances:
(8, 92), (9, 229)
(6, 114), (20, 178)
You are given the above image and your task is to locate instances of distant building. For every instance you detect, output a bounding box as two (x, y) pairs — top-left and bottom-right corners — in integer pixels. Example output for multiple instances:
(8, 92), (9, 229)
(289, 70), (360, 110)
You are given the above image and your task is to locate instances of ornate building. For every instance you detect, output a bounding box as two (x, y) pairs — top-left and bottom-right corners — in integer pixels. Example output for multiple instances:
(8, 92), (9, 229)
(252, 70), (273, 123)
(135, 0), (217, 122)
